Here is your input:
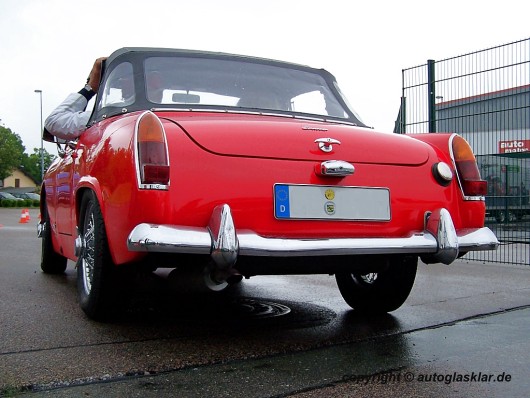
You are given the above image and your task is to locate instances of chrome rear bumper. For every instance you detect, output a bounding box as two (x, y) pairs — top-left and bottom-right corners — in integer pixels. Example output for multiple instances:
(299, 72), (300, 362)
(127, 204), (499, 267)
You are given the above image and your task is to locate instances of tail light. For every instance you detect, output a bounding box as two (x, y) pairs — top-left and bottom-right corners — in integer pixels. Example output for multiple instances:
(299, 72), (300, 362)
(451, 135), (487, 197)
(135, 111), (170, 188)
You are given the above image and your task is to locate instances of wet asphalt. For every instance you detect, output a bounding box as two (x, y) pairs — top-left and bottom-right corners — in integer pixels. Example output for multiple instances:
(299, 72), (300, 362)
(19, 307), (530, 398)
(1, 208), (529, 397)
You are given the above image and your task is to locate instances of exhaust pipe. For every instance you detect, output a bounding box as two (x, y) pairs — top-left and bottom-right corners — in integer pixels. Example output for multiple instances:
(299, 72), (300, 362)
(167, 265), (242, 294)
(169, 204), (241, 293)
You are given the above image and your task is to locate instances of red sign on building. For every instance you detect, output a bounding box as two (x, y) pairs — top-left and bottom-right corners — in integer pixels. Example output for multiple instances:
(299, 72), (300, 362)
(498, 139), (530, 154)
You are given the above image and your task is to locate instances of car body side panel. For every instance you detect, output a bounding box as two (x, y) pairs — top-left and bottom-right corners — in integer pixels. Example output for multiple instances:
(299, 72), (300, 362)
(42, 160), (66, 257)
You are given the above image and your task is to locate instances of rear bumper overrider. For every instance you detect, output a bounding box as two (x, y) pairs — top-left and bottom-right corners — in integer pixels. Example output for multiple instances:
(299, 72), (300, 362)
(127, 204), (499, 268)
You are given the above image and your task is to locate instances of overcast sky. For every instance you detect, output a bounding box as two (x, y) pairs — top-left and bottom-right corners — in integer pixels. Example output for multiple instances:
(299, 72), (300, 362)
(1, 0), (528, 154)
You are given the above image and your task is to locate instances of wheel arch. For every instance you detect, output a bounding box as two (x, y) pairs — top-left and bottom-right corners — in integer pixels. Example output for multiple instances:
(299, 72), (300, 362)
(75, 178), (105, 227)
(75, 180), (132, 266)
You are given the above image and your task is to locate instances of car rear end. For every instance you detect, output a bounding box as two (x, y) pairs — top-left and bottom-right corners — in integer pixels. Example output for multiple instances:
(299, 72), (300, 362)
(126, 111), (497, 276)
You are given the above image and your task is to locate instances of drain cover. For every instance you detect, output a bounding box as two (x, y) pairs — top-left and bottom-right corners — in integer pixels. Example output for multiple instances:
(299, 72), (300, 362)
(126, 291), (335, 329)
(235, 298), (291, 319)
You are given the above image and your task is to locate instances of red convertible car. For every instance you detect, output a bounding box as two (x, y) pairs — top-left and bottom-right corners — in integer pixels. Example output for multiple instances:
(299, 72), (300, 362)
(39, 47), (498, 319)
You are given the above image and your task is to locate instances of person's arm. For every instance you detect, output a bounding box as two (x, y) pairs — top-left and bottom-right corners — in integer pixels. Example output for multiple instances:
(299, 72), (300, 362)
(44, 92), (92, 140)
(44, 57), (106, 140)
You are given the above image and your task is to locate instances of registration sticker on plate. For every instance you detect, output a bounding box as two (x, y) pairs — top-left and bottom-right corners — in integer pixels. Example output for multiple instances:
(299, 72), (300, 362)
(274, 184), (390, 221)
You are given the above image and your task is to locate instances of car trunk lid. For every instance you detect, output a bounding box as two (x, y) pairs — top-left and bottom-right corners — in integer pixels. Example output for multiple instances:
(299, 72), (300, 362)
(162, 112), (429, 165)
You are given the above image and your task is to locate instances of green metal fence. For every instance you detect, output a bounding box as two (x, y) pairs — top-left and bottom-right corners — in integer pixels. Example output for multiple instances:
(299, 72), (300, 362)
(398, 38), (530, 265)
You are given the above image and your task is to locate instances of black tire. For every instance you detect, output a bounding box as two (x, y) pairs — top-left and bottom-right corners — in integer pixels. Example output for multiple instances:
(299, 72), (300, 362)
(335, 255), (418, 314)
(77, 191), (117, 320)
(40, 201), (68, 274)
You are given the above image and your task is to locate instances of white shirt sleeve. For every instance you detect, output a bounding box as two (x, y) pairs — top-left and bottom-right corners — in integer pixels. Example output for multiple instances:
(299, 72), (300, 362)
(44, 93), (92, 140)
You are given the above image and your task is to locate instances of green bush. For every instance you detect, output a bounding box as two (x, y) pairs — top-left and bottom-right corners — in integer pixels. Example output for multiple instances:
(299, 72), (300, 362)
(4, 199), (16, 207)
(0, 198), (41, 207)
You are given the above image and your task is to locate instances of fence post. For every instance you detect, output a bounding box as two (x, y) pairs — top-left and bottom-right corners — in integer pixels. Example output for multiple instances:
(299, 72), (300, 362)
(427, 59), (436, 132)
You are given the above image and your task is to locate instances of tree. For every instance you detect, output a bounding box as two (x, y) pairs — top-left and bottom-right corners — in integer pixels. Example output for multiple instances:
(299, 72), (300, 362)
(21, 148), (56, 184)
(0, 126), (25, 180)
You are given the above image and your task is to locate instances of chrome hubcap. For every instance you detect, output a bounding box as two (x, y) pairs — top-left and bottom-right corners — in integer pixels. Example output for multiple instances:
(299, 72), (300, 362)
(82, 213), (95, 295)
(360, 273), (378, 284)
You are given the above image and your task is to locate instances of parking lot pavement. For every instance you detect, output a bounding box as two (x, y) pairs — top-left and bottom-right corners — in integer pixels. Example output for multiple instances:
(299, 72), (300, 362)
(21, 306), (530, 398)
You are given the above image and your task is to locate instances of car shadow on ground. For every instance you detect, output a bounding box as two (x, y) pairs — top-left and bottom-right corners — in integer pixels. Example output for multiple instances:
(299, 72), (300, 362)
(96, 268), (403, 340)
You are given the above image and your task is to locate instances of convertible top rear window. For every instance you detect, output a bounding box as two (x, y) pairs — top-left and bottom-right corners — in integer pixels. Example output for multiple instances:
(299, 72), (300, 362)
(91, 48), (367, 126)
(143, 56), (348, 118)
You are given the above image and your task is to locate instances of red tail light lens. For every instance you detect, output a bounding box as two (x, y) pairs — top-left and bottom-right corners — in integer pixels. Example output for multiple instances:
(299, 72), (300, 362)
(451, 135), (487, 197)
(137, 112), (169, 186)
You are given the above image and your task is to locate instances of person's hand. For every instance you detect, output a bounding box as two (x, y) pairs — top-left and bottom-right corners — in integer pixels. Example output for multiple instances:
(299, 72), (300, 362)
(87, 57), (107, 92)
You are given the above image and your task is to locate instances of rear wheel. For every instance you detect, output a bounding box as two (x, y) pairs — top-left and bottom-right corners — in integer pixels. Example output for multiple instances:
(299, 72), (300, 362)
(77, 191), (117, 320)
(40, 201), (68, 274)
(335, 255), (418, 313)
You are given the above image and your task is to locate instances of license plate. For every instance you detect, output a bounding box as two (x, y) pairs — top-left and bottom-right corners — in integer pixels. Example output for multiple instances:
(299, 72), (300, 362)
(274, 184), (390, 221)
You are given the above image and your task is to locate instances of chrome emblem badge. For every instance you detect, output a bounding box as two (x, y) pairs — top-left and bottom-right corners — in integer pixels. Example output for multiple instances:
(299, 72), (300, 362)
(315, 138), (341, 153)
(303, 126), (329, 132)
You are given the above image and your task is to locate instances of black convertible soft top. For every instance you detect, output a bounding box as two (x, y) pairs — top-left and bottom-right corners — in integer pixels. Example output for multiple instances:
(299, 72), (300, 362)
(87, 47), (366, 127)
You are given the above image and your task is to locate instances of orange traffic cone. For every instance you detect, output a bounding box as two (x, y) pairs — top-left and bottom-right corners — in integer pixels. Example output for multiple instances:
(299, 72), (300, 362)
(19, 209), (29, 223)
